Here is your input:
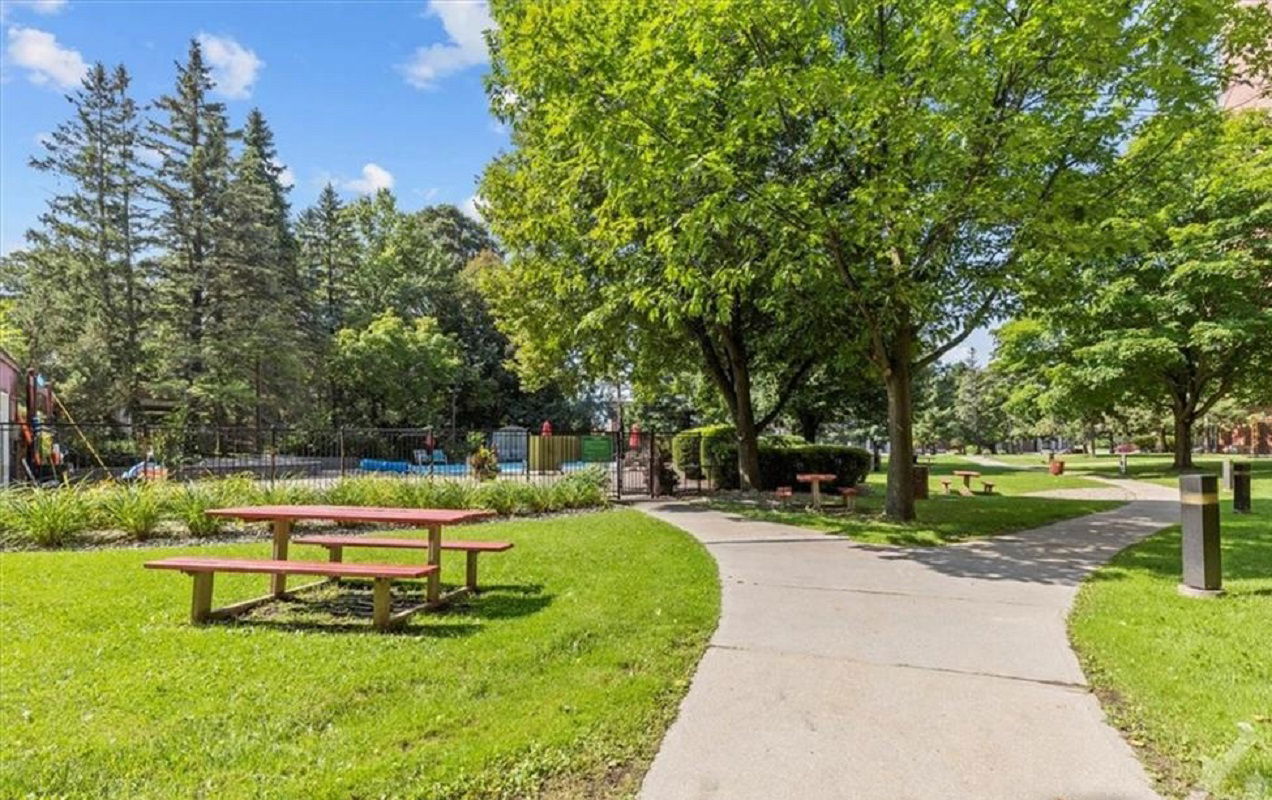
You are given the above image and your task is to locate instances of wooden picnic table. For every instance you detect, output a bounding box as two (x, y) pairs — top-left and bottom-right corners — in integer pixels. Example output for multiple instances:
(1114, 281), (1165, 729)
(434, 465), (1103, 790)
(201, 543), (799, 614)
(951, 470), (981, 488)
(206, 505), (495, 605)
(795, 473), (838, 511)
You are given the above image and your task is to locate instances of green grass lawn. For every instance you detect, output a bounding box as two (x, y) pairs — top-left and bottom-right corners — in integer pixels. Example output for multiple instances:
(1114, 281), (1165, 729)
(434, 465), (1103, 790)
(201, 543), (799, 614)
(0, 509), (719, 800)
(709, 459), (1119, 546)
(992, 452), (1272, 489)
(1070, 472), (1272, 799)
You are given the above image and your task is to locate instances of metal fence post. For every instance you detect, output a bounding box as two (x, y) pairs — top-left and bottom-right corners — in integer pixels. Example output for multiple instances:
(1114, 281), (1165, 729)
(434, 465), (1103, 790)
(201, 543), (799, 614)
(614, 429), (622, 501)
(269, 427), (277, 489)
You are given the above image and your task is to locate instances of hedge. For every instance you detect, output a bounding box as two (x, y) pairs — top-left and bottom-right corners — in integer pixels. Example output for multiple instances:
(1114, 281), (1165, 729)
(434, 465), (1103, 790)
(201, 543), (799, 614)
(756, 443), (871, 489)
(673, 424), (870, 490)
(699, 425), (739, 489)
(671, 429), (704, 480)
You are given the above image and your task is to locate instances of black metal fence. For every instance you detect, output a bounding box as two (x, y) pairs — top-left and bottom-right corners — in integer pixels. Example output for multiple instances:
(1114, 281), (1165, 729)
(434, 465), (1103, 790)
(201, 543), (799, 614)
(0, 422), (664, 498)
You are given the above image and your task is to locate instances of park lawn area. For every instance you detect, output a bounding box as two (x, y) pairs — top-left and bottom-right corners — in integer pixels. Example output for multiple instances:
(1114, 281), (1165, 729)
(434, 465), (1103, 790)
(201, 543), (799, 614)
(1070, 472), (1272, 799)
(917, 455), (1106, 494)
(992, 452), (1272, 490)
(711, 464), (1120, 546)
(0, 509), (718, 800)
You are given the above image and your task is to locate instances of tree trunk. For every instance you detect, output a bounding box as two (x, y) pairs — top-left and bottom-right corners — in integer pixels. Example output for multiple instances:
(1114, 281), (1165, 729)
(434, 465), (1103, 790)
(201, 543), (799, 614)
(797, 411), (820, 443)
(733, 381), (762, 490)
(883, 330), (916, 521)
(1172, 408), (1194, 470)
(1156, 426), (1168, 454)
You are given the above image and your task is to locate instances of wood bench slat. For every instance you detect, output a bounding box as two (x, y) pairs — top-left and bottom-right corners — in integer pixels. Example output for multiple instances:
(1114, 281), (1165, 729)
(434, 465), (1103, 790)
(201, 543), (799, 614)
(143, 557), (435, 579)
(292, 535), (513, 552)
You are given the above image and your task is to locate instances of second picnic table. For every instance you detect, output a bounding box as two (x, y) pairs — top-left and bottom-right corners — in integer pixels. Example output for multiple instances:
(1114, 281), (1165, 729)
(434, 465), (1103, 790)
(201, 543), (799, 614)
(951, 470), (981, 488)
(795, 473), (838, 511)
(205, 505), (495, 605)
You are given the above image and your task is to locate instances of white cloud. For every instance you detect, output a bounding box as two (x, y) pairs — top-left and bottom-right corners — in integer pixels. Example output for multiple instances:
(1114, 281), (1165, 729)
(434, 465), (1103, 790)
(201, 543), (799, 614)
(340, 163), (394, 194)
(276, 163), (295, 189)
(5, 26), (86, 88)
(399, 0), (493, 89)
(460, 194), (484, 220)
(196, 33), (262, 99)
(2, 0), (68, 19)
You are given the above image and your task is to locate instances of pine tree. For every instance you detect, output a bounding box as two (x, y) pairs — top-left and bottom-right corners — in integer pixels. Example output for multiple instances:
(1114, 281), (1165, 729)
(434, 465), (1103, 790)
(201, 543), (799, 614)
(23, 62), (149, 422)
(296, 183), (356, 424)
(148, 39), (235, 423)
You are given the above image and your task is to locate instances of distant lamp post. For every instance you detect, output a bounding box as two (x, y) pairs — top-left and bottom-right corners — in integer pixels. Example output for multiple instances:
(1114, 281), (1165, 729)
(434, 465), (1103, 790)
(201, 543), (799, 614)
(1178, 474), (1223, 598)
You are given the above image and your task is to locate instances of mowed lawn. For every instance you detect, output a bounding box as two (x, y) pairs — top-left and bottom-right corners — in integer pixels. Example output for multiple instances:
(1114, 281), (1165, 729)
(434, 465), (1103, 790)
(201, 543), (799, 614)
(1070, 469), (1272, 799)
(710, 457), (1119, 546)
(0, 510), (719, 800)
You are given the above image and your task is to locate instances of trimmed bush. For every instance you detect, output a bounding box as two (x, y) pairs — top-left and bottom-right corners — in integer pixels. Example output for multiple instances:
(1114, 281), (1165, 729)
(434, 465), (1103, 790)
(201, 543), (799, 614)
(699, 425), (739, 490)
(756, 444), (871, 489)
(671, 430), (703, 480)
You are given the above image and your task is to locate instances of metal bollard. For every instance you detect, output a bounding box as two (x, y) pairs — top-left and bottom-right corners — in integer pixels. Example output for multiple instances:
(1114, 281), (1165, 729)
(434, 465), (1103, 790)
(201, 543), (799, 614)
(1118, 453), (1128, 475)
(1232, 462), (1252, 514)
(1178, 474), (1222, 598)
(912, 465), (929, 500)
(1222, 458), (1233, 491)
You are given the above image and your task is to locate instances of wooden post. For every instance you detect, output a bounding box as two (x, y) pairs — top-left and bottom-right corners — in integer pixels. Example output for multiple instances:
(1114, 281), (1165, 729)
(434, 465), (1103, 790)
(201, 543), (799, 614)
(810, 480), (822, 511)
(372, 578), (392, 630)
(427, 524), (441, 604)
(191, 571), (214, 624)
(466, 551), (479, 593)
(327, 545), (343, 563)
(271, 517), (292, 597)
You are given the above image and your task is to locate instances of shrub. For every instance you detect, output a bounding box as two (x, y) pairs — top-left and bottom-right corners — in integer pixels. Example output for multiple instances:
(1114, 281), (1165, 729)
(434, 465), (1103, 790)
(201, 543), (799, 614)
(468, 446), (501, 481)
(472, 480), (523, 515)
(172, 483), (225, 537)
(326, 476), (399, 507)
(756, 444), (872, 489)
(9, 488), (93, 547)
(671, 430), (704, 480)
(103, 483), (165, 540)
(551, 470), (608, 509)
(699, 425), (739, 489)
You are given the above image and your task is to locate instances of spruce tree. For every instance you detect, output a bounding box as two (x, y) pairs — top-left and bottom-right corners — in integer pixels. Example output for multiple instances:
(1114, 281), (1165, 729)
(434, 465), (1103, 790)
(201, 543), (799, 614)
(23, 62), (149, 422)
(148, 39), (234, 423)
(296, 183), (356, 424)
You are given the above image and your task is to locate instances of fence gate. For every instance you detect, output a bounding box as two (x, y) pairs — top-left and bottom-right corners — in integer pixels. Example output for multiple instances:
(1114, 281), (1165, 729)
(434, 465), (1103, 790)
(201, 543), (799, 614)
(615, 428), (657, 499)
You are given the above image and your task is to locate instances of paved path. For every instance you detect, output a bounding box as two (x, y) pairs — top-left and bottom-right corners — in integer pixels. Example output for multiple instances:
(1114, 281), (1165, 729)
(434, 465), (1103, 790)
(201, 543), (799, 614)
(637, 480), (1178, 800)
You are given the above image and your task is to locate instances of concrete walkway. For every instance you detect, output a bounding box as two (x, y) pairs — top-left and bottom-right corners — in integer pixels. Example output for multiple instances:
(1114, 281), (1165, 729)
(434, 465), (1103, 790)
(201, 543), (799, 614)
(637, 480), (1178, 800)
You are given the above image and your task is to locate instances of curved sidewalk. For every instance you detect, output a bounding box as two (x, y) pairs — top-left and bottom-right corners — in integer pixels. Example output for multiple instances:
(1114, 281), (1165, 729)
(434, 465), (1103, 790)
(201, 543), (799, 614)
(637, 480), (1178, 800)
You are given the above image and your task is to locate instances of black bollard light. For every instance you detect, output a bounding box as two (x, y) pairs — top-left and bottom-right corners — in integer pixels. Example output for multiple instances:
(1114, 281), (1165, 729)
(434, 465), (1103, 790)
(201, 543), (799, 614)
(1232, 462), (1252, 514)
(1178, 474), (1222, 598)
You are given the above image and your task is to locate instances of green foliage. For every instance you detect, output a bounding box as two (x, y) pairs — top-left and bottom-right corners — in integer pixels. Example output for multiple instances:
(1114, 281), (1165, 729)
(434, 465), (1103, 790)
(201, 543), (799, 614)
(3, 488), (93, 547)
(756, 445), (873, 491)
(698, 425), (740, 490)
(671, 430), (703, 480)
(171, 483), (225, 538)
(330, 311), (461, 427)
(101, 483), (165, 541)
(468, 446), (501, 481)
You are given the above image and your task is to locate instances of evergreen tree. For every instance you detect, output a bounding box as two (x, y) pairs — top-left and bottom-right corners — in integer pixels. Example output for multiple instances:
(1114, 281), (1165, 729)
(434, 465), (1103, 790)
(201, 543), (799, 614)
(20, 62), (149, 422)
(296, 183), (357, 424)
(148, 39), (235, 423)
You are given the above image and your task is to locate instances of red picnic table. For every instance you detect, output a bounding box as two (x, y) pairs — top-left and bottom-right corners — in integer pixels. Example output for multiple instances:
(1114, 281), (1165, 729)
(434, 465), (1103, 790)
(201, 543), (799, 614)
(795, 473), (838, 511)
(205, 505), (495, 605)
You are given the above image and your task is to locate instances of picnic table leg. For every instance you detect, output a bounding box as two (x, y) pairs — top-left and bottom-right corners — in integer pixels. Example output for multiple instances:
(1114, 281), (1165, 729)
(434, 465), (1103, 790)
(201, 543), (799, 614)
(466, 551), (480, 593)
(811, 480), (822, 511)
(271, 518), (292, 597)
(427, 524), (441, 605)
(372, 578), (391, 631)
(191, 571), (214, 624)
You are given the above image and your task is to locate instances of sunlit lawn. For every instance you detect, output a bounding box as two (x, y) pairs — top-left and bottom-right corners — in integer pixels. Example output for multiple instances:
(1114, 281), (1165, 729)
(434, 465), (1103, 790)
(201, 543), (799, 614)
(1070, 472), (1272, 799)
(991, 452), (1272, 490)
(708, 459), (1119, 546)
(0, 510), (718, 800)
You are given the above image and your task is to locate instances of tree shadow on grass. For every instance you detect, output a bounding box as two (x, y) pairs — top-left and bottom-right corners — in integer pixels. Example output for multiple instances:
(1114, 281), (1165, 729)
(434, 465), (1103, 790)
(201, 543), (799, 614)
(224, 581), (553, 636)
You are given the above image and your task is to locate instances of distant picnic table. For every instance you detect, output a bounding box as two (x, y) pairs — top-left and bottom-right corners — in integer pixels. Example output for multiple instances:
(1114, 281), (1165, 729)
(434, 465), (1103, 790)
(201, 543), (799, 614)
(796, 473), (838, 511)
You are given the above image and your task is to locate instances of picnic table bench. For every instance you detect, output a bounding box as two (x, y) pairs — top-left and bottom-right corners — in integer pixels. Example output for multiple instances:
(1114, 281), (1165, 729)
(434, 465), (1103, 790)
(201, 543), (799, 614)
(144, 557), (436, 630)
(145, 505), (496, 632)
(293, 535), (513, 595)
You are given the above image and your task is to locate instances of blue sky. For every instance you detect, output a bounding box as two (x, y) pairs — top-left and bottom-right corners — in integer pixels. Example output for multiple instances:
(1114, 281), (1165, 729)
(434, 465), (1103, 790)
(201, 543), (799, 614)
(1, 0), (505, 255)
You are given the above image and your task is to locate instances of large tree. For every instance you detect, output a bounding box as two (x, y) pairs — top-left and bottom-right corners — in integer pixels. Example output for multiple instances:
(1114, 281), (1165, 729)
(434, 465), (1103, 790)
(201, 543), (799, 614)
(12, 63), (149, 422)
(1011, 111), (1272, 469)
(483, 0), (1270, 517)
